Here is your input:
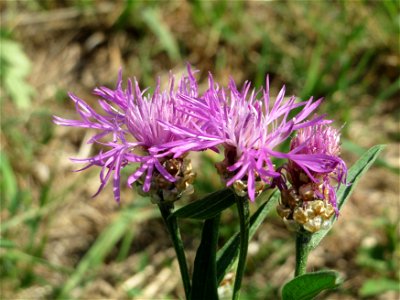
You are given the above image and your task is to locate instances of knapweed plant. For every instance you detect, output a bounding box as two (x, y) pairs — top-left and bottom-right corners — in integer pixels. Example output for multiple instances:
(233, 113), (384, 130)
(54, 65), (383, 300)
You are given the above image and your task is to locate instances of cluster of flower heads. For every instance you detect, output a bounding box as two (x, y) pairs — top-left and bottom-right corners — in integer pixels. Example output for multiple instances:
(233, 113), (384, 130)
(54, 65), (347, 229)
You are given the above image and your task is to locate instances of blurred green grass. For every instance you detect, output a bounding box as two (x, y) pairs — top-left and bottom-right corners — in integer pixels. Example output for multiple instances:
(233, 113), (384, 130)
(1, 1), (399, 299)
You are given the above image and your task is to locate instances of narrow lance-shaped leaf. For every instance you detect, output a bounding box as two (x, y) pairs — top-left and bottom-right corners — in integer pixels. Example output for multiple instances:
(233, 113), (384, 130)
(171, 188), (235, 220)
(232, 195), (250, 300)
(142, 8), (181, 62)
(158, 203), (191, 299)
(306, 144), (385, 251)
(190, 214), (220, 300)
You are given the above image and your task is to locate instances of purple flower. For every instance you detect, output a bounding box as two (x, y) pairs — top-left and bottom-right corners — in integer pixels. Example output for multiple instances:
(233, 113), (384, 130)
(54, 67), (200, 202)
(287, 124), (347, 208)
(163, 74), (335, 201)
(276, 124), (347, 233)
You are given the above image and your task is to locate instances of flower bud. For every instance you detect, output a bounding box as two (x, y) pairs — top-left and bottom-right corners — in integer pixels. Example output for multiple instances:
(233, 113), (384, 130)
(275, 124), (347, 233)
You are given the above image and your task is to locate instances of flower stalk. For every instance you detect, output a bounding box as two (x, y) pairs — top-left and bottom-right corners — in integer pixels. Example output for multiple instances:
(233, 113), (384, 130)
(294, 231), (311, 277)
(158, 202), (191, 299)
(232, 194), (250, 300)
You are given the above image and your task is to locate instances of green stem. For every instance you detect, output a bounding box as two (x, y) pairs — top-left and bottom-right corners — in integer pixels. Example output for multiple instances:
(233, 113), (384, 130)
(232, 195), (250, 300)
(158, 203), (191, 299)
(295, 231), (311, 277)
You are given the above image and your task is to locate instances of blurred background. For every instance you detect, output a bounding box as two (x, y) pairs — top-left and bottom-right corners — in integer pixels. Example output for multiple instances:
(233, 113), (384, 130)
(0, 1), (399, 299)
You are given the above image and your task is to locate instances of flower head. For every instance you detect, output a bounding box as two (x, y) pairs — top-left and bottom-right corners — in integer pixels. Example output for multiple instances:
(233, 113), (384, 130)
(54, 67), (201, 202)
(287, 125), (347, 205)
(276, 124), (347, 233)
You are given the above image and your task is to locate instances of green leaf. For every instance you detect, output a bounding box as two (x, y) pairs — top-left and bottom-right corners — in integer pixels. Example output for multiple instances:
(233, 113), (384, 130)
(338, 144), (385, 210)
(342, 140), (398, 174)
(190, 215), (220, 300)
(171, 188), (235, 220)
(3, 248), (73, 274)
(216, 190), (280, 283)
(142, 8), (181, 62)
(0, 238), (15, 248)
(307, 145), (385, 251)
(0, 151), (17, 206)
(1, 38), (31, 75)
(301, 43), (323, 98)
(282, 270), (343, 300)
(359, 278), (400, 297)
(0, 37), (34, 109)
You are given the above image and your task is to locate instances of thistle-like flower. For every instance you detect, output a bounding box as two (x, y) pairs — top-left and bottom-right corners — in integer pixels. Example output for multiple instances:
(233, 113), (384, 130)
(54, 67), (201, 203)
(162, 74), (336, 201)
(276, 124), (347, 233)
